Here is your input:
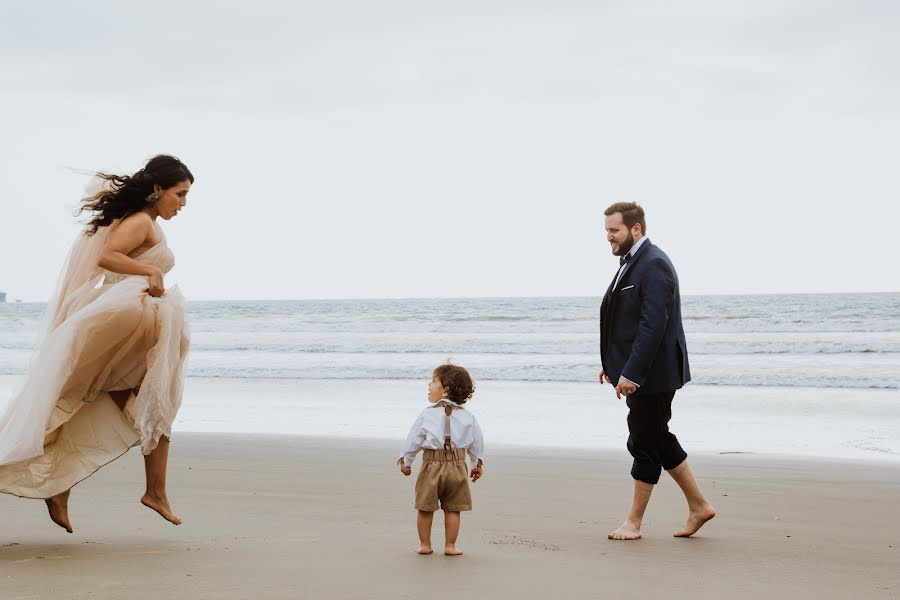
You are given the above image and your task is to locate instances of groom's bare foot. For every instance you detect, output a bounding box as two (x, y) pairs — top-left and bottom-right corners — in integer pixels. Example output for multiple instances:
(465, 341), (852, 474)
(608, 520), (642, 540)
(44, 490), (73, 533)
(444, 545), (464, 556)
(674, 504), (716, 537)
(417, 544), (433, 555)
(141, 493), (182, 525)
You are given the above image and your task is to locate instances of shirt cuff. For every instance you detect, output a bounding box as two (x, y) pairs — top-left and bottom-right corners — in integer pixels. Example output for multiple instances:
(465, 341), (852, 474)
(620, 375), (640, 388)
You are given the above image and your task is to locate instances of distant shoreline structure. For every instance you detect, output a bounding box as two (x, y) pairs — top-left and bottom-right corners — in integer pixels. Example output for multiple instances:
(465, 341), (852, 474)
(0, 290), (6, 303)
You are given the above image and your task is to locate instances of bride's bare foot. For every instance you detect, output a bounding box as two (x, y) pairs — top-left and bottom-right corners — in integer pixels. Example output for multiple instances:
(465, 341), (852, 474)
(444, 545), (464, 556)
(674, 504), (716, 537)
(417, 544), (433, 555)
(608, 520), (642, 540)
(44, 490), (73, 533)
(141, 493), (182, 525)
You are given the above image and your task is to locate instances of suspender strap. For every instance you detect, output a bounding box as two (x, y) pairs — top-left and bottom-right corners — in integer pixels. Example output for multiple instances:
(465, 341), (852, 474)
(443, 404), (453, 453)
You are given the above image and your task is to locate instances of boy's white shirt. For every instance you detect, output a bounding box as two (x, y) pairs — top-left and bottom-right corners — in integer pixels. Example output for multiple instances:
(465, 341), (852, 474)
(400, 399), (485, 468)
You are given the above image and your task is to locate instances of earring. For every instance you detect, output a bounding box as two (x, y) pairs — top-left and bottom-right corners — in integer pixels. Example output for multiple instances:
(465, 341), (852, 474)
(147, 191), (161, 203)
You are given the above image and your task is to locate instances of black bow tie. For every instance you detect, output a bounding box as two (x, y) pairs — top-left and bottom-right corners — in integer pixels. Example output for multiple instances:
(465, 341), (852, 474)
(619, 253), (632, 267)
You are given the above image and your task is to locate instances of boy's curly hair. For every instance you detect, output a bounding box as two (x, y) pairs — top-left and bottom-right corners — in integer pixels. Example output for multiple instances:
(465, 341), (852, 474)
(433, 364), (476, 404)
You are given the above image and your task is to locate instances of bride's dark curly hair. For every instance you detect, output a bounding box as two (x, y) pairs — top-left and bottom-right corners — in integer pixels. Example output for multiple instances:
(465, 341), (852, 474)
(78, 155), (194, 236)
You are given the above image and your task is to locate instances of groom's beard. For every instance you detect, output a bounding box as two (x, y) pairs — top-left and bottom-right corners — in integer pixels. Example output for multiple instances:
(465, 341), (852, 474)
(614, 231), (635, 256)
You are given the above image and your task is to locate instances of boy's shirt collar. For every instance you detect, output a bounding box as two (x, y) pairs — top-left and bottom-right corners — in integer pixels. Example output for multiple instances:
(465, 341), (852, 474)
(432, 398), (465, 409)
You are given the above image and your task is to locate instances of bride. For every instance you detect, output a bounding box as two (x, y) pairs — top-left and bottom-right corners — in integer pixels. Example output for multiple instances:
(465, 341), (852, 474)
(0, 155), (193, 532)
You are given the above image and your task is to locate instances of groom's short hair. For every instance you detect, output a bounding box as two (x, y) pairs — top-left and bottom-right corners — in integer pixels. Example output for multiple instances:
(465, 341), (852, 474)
(604, 202), (646, 235)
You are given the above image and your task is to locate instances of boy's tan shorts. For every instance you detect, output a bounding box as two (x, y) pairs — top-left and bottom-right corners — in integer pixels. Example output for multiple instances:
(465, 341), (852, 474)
(414, 449), (472, 512)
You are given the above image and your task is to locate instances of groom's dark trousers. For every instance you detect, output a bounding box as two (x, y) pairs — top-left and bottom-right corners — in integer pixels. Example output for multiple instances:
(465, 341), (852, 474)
(601, 239), (691, 485)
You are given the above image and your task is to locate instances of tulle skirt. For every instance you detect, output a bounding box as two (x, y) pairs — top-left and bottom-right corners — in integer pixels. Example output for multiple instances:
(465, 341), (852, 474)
(0, 275), (189, 498)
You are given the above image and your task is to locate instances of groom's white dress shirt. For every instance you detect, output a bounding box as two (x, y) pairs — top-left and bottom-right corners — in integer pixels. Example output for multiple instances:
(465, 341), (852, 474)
(399, 399), (485, 468)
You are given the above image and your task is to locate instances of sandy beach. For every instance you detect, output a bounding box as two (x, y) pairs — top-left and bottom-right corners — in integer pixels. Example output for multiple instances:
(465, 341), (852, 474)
(1, 434), (898, 599)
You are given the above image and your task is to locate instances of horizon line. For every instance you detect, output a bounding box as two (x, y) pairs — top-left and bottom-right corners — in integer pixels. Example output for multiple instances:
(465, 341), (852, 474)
(3, 290), (898, 304)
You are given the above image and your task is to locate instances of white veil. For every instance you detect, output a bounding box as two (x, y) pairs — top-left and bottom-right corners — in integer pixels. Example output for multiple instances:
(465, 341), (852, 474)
(40, 177), (113, 341)
(0, 178), (114, 465)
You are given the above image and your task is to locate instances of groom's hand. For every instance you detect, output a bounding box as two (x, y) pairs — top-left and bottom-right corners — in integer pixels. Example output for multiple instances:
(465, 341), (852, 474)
(615, 377), (637, 399)
(599, 370), (611, 384)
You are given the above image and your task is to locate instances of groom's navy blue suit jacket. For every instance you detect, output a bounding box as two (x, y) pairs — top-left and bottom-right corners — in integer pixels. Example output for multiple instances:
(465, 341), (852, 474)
(600, 239), (691, 395)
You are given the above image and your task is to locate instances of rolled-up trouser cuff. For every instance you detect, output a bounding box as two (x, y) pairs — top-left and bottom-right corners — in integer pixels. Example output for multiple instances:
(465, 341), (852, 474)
(631, 460), (662, 485)
(663, 452), (688, 472)
(630, 450), (688, 485)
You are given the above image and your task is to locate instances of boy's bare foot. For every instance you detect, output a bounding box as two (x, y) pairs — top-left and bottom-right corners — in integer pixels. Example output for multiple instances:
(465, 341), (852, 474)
(674, 504), (716, 537)
(44, 490), (73, 533)
(444, 545), (464, 556)
(141, 493), (182, 525)
(417, 544), (433, 555)
(608, 520), (642, 540)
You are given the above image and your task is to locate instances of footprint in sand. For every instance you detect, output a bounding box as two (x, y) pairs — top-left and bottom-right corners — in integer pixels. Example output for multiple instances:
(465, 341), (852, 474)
(481, 533), (563, 551)
(13, 555), (71, 564)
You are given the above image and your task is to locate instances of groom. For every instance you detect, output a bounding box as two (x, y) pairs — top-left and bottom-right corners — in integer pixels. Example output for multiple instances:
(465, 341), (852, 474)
(599, 202), (715, 540)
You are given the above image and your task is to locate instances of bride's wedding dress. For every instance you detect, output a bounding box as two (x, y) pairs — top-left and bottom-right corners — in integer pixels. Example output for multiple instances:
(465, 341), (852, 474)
(0, 220), (189, 498)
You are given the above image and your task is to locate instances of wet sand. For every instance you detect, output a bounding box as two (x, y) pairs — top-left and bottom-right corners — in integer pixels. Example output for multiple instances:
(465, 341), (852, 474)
(1, 434), (898, 599)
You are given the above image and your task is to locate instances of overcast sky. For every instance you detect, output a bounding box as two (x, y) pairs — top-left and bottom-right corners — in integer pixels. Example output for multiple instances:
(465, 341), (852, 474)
(1, 1), (898, 301)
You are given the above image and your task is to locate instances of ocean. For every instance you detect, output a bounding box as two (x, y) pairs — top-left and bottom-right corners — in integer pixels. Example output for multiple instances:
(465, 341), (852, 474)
(1, 294), (899, 460)
(2, 294), (898, 388)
